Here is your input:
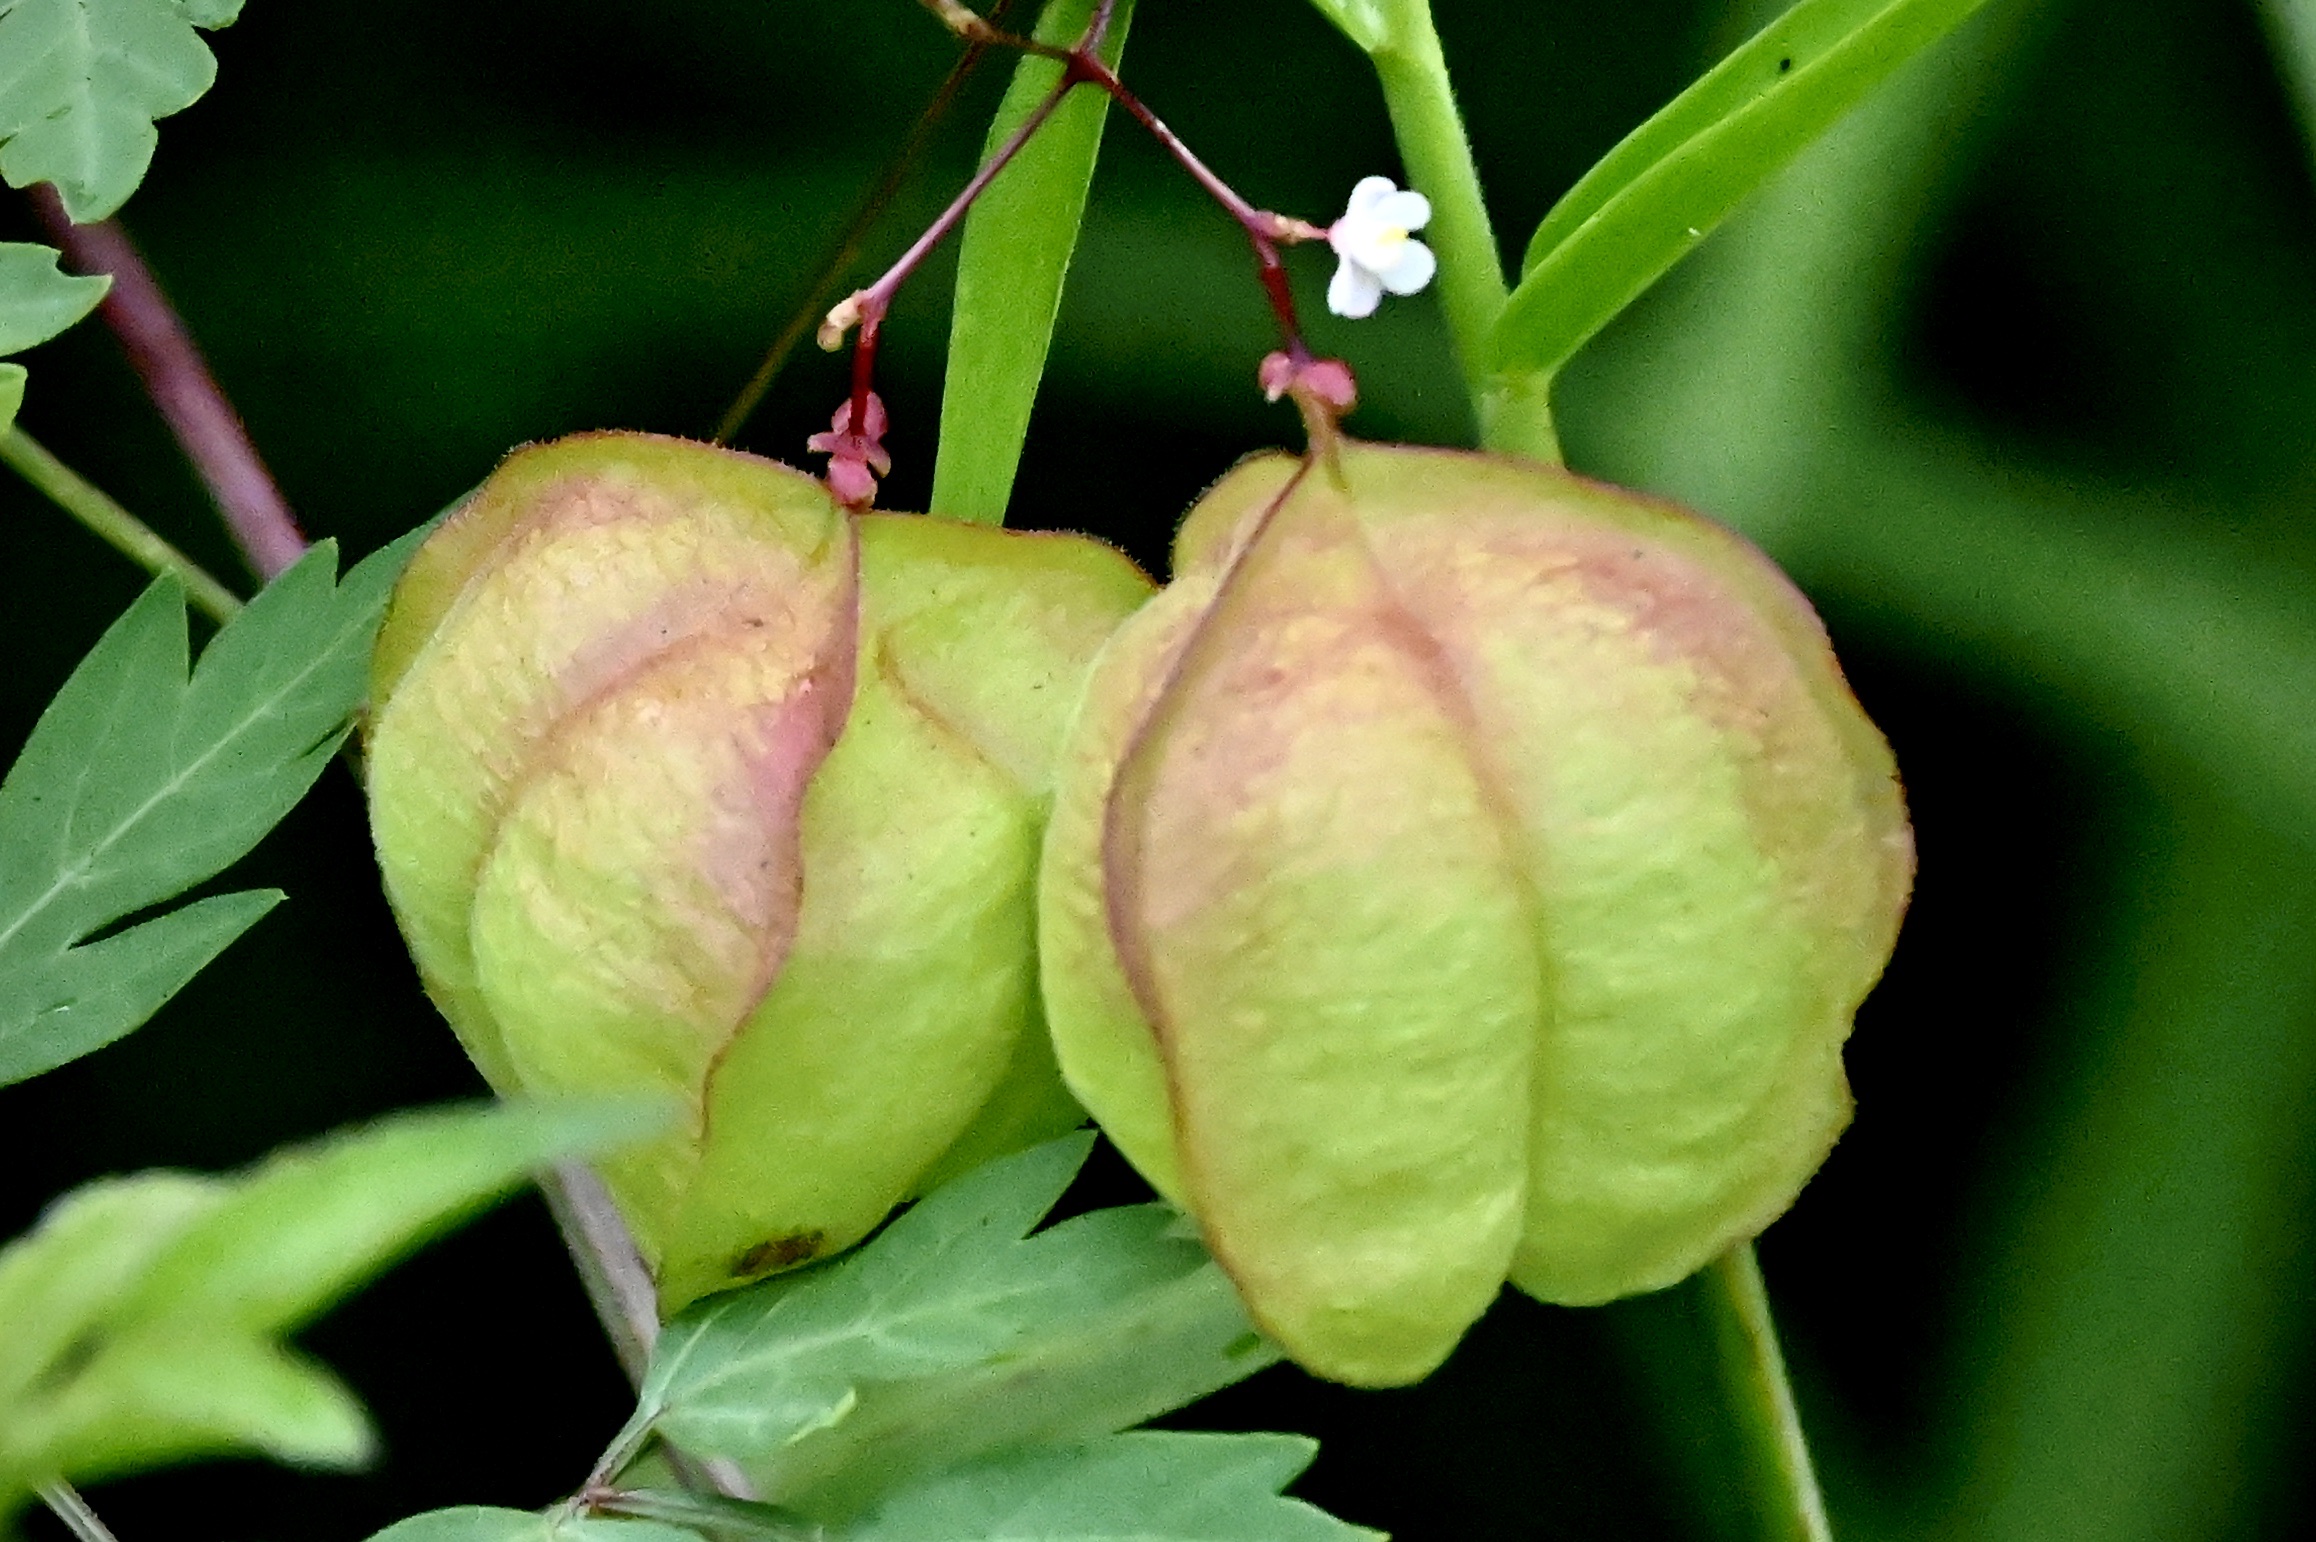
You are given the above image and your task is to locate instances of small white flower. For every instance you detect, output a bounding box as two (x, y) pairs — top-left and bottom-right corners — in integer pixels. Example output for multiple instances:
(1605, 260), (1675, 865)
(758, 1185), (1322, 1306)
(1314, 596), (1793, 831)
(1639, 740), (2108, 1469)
(1326, 176), (1436, 319)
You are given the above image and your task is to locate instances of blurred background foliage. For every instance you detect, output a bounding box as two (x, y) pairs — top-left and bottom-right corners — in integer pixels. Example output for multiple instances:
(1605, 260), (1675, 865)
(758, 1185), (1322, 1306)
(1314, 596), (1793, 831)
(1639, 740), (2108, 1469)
(2, 0), (2313, 1538)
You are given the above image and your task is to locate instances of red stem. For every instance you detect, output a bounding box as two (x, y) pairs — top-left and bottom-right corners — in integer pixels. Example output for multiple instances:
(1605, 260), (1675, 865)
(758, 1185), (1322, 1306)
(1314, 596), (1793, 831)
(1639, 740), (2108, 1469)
(1067, 55), (1318, 352)
(825, 8), (1327, 455)
(848, 68), (1081, 332)
(30, 187), (310, 579)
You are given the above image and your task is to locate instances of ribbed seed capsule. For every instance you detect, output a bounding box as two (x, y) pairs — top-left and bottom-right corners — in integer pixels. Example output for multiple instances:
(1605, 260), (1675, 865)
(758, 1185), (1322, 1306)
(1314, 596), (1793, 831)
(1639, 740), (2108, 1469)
(367, 432), (1152, 1309)
(1039, 442), (1913, 1387)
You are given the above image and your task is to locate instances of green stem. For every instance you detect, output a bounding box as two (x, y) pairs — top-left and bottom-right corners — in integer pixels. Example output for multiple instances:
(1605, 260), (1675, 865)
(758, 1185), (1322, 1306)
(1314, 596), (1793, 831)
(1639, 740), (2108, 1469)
(1, 429), (242, 623)
(38, 1483), (122, 1542)
(1704, 1244), (1835, 1542)
(589, 1488), (821, 1542)
(1476, 366), (1562, 465)
(1368, 6), (1559, 461)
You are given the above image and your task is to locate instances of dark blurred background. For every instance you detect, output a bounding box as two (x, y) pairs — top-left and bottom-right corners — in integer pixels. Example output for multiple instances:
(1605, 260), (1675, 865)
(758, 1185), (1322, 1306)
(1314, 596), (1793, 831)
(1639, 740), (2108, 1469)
(4, 1), (2314, 1538)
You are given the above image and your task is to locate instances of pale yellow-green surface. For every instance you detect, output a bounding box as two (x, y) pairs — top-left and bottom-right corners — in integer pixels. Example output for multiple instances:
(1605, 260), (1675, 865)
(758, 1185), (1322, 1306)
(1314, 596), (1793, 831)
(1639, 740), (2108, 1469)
(1038, 441), (1911, 1382)
(367, 435), (1151, 1309)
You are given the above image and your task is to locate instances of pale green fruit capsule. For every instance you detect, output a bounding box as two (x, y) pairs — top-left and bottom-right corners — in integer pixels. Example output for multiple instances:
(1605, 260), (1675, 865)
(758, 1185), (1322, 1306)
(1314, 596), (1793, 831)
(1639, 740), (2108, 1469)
(1039, 442), (1913, 1387)
(367, 432), (1152, 1310)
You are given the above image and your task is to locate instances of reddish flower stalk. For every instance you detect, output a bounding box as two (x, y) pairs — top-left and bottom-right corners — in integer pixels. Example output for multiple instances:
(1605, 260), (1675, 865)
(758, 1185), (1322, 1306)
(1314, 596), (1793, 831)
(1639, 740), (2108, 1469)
(813, 0), (1353, 496)
(30, 187), (310, 579)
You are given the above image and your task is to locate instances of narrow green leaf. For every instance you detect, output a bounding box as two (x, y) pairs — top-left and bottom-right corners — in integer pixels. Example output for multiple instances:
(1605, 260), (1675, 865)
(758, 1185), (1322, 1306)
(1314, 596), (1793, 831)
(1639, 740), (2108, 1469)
(929, 0), (1133, 527)
(1491, 0), (1989, 382)
(1, 363), (24, 434)
(0, 243), (108, 355)
(0, 526), (427, 1088)
(636, 1137), (1263, 1485)
(836, 1433), (1382, 1542)
(0, 0), (237, 221)
(111, 1098), (665, 1333)
(369, 1507), (700, 1542)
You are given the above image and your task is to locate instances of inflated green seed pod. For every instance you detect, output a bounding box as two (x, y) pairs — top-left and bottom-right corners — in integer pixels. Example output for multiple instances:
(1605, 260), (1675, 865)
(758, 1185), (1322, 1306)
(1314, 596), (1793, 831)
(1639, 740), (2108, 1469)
(367, 432), (1152, 1310)
(1039, 441), (1913, 1387)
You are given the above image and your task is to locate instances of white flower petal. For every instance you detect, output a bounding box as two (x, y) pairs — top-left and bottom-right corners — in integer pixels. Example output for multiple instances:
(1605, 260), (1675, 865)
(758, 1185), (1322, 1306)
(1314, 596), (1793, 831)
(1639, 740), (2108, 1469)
(1378, 240), (1437, 296)
(1341, 229), (1404, 272)
(1329, 258), (1384, 319)
(1377, 190), (1432, 231)
(1345, 175), (1399, 221)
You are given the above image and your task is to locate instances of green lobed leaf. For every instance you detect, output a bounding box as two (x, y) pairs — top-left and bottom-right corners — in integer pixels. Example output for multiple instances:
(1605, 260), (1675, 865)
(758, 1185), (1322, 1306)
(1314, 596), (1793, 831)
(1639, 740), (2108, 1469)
(1, 362), (23, 433)
(929, 0), (1133, 527)
(835, 1432), (1383, 1542)
(631, 1137), (1272, 1497)
(0, 242), (108, 355)
(1491, 0), (1990, 383)
(0, 1100), (651, 1510)
(369, 1507), (702, 1542)
(0, 526), (428, 1089)
(744, 1259), (1279, 1517)
(0, 0), (241, 222)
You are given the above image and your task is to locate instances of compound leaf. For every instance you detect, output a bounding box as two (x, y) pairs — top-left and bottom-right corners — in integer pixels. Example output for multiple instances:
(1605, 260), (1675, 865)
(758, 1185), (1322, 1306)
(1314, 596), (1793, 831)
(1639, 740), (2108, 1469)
(0, 527), (427, 1089)
(1493, 0), (1991, 382)
(748, 1259), (1279, 1517)
(0, 0), (243, 222)
(632, 1138), (1274, 1507)
(837, 1433), (1382, 1542)
(0, 241), (108, 355)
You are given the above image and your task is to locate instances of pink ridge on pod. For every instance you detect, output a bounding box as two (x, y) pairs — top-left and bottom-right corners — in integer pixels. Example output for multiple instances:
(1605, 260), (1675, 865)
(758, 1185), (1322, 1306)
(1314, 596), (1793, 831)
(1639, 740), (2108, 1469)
(367, 433), (1153, 1310)
(1039, 442), (1913, 1386)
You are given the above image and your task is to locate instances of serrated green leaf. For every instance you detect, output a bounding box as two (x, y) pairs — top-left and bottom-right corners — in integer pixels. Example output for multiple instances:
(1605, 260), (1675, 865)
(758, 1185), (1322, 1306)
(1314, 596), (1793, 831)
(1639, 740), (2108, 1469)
(1491, 0), (1990, 382)
(1, 363), (23, 433)
(750, 1265), (1280, 1518)
(0, 0), (231, 221)
(837, 1433), (1382, 1542)
(0, 527), (427, 1089)
(0, 242), (108, 355)
(111, 1098), (666, 1334)
(930, 0), (1132, 527)
(0, 1099), (652, 1511)
(0, 888), (283, 1087)
(635, 1137), (1259, 1483)
(370, 1507), (701, 1542)
(169, 0), (239, 24)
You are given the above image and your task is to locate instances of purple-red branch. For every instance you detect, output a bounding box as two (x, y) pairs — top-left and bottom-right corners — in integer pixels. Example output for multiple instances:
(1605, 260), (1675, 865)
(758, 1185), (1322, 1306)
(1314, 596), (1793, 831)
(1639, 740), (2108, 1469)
(31, 187), (310, 580)
(813, 4), (1346, 498)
